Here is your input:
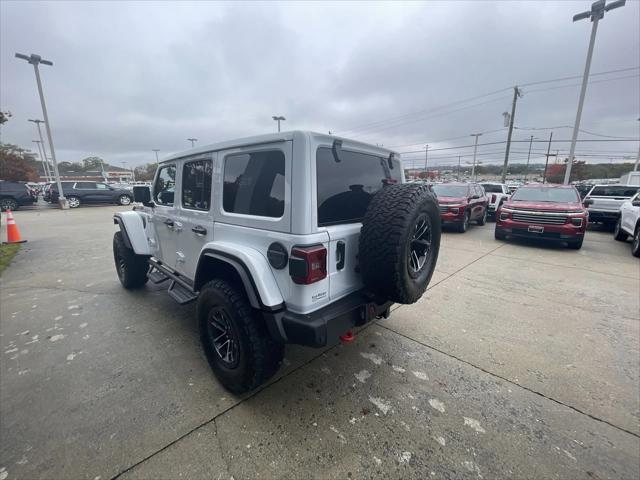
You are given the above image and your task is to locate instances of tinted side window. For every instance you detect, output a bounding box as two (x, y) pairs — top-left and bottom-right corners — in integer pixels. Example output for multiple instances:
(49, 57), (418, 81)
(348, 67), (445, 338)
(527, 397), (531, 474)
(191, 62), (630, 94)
(223, 150), (285, 218)
(590, 186), (639, 197)
(182, 159), (212, 211)
(75, 182), (96, 189)
(316, 147), (402, 226)
(154, 165), (176, 206)
(96, 183), (109, 190)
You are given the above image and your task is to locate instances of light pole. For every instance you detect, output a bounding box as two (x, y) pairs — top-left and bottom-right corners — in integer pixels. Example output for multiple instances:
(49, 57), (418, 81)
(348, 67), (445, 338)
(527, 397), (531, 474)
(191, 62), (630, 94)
(32, 140), (49, 181)
(634, 118), (639, 172)
(152, 149), (160, 164)
(564, 0), (626, 184)
(424, 144), (429, 178)
(28, 119), (51, 180)
(272, 115), (286, 132)
(470, 133), (482, 181)
(524, 135), (535, 182)
(457, 156), (461, 181)
(187, 138), (198, 148)
(16, 52), (67, 208)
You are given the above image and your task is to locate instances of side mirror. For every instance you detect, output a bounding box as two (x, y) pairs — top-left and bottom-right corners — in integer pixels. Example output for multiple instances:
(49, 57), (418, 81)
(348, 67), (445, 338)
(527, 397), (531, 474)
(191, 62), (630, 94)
(583, 199), (594, 207)
(632, 200), (640, 207)
(133, 186), (152, 206)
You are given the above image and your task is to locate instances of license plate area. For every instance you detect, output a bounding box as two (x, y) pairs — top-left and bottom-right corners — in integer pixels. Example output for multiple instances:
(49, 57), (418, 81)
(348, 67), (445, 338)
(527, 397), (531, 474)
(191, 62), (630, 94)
(528, 225), (544, 233)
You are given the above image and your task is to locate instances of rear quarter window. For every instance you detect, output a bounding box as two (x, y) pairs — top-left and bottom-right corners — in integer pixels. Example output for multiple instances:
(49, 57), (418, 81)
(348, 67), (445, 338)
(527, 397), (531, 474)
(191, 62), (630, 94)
(316, 147), (401, 226)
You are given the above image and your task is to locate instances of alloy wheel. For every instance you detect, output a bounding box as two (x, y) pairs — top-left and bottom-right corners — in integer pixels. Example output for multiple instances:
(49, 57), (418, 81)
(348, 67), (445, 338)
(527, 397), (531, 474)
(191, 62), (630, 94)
(408, 214), (432, 277)
(207, 308), (239, 368)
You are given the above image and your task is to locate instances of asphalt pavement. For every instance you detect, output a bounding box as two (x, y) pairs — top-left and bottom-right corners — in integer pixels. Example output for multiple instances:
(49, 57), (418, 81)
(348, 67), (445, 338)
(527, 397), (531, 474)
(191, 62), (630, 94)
(1, 205), (638, 480)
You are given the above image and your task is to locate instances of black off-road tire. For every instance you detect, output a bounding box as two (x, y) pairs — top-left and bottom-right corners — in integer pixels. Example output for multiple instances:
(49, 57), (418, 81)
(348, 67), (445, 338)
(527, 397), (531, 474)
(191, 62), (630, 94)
(113, 231), (149, 289)
(198, 279), (284, 394)
(494, 228), (506, 241)
(632, 225), (640, 258)
(359, 183), (440, 304)
(613, 218), (628, 241)
(567, 238), (584, 250)
(0, 198), (19, 212)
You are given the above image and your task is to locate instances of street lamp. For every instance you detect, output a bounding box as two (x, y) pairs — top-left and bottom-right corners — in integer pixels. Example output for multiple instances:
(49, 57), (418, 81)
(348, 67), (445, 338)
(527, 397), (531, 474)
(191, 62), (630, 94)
(564, 0), (626, 184)
(152, 149), (160, 164)
(272, 115), (286, 132)
(32, 140), (49, 181)
(15, 52), (68, 208)
(28, 119), (51, 180)
(187, 138), (198, 148)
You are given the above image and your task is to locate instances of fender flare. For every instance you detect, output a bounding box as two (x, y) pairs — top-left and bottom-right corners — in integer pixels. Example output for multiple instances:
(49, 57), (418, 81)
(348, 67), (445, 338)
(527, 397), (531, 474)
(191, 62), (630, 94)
(113, 211), (151, 256)
(194, 244), (284, 312)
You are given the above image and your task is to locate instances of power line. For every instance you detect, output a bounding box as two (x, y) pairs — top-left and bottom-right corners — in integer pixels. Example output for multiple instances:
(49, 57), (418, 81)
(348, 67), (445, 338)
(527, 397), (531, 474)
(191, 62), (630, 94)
(524, 73), (639, 94)
(519, 65), (638, 87)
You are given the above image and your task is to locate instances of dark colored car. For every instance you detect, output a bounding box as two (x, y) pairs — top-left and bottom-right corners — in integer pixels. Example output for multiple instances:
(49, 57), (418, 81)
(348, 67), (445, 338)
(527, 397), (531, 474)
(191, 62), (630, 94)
(495, 184), (588, 250)
(0, 180), (37, 211)
(432, 182), (488, 232)
(49, 181), (133, 208)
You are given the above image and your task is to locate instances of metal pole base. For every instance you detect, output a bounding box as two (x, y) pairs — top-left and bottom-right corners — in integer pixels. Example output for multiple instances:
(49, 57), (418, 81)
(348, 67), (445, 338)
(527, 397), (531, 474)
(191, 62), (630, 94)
(58, 198), (69, 210)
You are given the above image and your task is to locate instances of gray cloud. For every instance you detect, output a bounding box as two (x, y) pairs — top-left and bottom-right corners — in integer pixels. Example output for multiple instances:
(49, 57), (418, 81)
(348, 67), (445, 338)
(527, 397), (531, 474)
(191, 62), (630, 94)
(1, 0), (638, 170)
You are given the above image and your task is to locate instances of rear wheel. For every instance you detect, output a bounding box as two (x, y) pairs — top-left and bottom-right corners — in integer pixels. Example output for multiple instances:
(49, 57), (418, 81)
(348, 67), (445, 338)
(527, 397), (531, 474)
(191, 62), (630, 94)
(113, 231), (149, 289)
(567, 238), (584, 250)
(613, 218), (628, 241)
(67, 196), (81, 208)
(197, 279), (284, 393)
(118, 194), (132, 206)
(0, 198), (19, 212)
(632, 225), (640, 258)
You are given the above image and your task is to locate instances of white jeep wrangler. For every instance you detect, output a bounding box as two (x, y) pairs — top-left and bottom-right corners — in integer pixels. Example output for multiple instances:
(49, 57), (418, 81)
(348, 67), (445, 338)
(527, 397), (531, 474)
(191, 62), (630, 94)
(113, 131), (440, 393)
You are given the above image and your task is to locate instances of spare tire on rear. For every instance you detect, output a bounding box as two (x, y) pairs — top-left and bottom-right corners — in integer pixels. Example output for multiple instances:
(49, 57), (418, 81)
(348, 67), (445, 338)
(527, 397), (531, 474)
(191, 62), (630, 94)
(359, 183), (440, 304)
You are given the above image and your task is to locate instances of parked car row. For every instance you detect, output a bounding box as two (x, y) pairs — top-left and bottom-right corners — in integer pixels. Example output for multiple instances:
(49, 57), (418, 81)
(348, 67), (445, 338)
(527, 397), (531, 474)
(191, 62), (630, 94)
(46, 181), (133, 208)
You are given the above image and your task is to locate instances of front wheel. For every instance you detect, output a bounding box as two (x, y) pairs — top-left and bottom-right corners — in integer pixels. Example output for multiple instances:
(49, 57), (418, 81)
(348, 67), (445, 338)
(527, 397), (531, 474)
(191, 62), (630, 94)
(457, 210), (470, 233)
(632, 226), (640, 258)
(613, 218), (628, 241)
(198, 279), (284, 394)
(113, 231), (149, 289)
(0, 198), (19, 212)
(477, 208), (488, 226)
(494, 228), (506, 241)
(567, 238), (584, 250)
(118, 194), (132, 206)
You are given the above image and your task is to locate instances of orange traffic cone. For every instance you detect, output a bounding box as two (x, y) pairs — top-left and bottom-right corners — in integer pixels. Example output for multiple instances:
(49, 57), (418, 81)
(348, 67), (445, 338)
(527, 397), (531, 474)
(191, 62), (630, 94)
(4, 210), (26, 244)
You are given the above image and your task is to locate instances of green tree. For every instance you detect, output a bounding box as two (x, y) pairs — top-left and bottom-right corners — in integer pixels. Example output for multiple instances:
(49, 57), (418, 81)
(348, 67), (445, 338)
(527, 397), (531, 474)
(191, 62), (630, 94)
(134, 163), (158, 181)
(0, 111), (12, 125)
(81, 156), (106, 171)
(0, 143), (38, 181)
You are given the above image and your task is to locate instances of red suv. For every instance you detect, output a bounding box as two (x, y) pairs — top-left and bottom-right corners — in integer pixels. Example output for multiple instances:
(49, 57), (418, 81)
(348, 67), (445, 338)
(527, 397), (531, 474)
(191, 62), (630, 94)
(432, 183), (488, 233)
(495, 184), (589, 250)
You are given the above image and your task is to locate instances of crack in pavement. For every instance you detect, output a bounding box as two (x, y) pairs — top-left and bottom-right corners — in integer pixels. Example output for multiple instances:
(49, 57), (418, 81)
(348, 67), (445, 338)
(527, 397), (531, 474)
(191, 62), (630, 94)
(377, 322), (640, 439)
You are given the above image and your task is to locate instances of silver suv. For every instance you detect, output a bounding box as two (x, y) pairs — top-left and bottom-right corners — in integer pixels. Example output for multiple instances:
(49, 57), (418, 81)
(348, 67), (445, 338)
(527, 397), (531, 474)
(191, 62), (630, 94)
(113, 131), (440, 393)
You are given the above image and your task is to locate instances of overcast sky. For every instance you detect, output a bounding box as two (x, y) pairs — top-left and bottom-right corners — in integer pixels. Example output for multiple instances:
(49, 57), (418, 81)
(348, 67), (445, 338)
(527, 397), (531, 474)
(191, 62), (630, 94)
(1, 0), (638, 170)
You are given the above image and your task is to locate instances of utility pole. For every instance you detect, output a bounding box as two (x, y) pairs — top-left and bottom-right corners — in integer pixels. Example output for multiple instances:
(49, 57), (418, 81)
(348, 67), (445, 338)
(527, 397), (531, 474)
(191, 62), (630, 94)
(424, 144), (429, 178)
(187, 138), (197, 148)
(470, 133), (482, 181)
(152, 149), (160, 164)
(542, 132), (556, 183)
(457, 156), (461, 181)
(524, 135), (534, 182)
(634, 118), (639, 172)
(32, 140), (49, 181)
(272, 115), (286, 132)
(16, 53), (67, 208)
(564, 0), (626, 184)
(501, 86), (521, 184)
(28, 119), (51, 180)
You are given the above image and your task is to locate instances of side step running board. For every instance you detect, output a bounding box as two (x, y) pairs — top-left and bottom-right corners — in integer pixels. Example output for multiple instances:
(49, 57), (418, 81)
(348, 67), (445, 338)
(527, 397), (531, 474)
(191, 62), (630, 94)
(148, 269), (170, 284)
(167, 281), (198, 305)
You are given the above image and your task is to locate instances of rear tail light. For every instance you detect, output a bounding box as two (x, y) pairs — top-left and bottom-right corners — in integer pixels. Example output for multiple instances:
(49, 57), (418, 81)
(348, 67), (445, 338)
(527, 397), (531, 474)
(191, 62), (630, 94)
(289, 245), (327, 285)
(570, 217), (583, 227)
(491, 194), (497, 203)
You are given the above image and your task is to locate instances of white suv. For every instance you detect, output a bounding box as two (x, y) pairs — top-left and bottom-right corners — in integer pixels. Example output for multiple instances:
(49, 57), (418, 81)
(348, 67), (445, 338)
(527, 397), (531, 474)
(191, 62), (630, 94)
(113, 131), (441, 392)
(480, 182), (509, 220)
(614, 192), (640, 257)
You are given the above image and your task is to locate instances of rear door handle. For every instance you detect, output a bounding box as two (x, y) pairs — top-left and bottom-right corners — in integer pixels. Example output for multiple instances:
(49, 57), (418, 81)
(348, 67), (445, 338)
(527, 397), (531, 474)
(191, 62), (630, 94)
(192, 225), (207, 236)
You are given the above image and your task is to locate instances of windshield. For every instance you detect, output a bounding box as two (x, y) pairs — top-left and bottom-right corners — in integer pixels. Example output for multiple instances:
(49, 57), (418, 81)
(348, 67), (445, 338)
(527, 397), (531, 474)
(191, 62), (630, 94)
(511, 187), (579, 203)
(432, 184), (468, 197)
(481, 184), (504, 193)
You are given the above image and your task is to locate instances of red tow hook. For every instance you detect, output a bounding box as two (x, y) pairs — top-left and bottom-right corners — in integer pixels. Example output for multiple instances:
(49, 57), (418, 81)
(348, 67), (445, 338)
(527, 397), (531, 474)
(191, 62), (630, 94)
(340, 330), (355, 343)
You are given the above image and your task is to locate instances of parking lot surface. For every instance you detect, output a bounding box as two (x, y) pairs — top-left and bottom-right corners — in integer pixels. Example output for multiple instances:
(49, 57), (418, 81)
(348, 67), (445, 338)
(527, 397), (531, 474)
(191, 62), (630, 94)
(1, 206), (638, 479)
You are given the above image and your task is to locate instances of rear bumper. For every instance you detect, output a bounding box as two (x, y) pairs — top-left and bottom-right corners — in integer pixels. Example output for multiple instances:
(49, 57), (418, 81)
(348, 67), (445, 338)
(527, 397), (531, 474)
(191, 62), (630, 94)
(264, 292), (393, 347)
(587, 210), (619, 222)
